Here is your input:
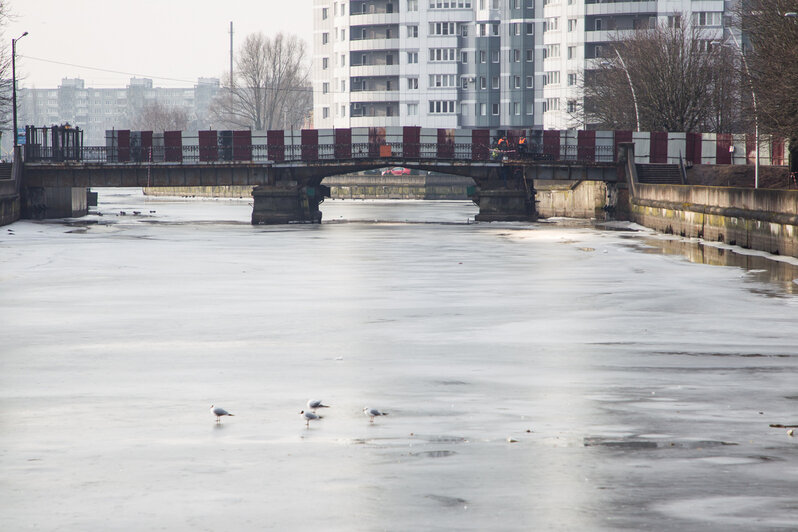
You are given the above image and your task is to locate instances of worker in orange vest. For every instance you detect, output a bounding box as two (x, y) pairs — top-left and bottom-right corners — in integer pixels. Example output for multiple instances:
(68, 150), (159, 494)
(497, 136), (508, 151)
(518, 135), (527, 156)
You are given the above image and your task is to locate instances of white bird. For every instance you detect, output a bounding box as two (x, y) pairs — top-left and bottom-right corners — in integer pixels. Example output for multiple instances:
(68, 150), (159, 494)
(210, 405), (234, 423)
(300, 410), (322, 428)
(363, 407), (388, 423)
(307, 399), (330, 412)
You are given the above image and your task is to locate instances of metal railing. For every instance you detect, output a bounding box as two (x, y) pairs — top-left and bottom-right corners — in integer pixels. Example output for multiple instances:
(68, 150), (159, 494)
(24, 142), (617, 165)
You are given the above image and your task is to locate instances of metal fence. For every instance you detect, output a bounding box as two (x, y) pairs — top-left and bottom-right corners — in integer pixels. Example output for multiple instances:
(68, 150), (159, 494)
(24, 141), (617, 165)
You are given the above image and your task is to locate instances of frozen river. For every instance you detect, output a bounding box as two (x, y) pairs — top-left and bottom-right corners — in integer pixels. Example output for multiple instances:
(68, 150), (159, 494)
(2, 189), (798, 531)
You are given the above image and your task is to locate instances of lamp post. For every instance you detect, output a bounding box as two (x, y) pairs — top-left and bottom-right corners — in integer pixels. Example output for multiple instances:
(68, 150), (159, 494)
(613, 48), (640, 132)
(727, 31), (758, 189)
(12, 31), (29, 149)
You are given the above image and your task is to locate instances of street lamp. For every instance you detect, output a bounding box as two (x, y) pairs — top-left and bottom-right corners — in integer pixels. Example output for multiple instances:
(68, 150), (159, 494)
(601, 50), (640, 132)
(12, 31), (29, 149)
(726, 31), (758, 189)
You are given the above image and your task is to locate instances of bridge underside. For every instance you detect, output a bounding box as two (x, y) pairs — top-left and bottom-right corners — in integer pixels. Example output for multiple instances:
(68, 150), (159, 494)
(21, 158), (619, 224)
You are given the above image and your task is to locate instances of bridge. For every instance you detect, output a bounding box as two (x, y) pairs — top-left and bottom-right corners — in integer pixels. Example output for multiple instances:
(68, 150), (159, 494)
(17, 125), (625, 224)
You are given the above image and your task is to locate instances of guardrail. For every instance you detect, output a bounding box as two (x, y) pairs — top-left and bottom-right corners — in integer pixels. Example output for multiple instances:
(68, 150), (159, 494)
(24, 142), (617, 165)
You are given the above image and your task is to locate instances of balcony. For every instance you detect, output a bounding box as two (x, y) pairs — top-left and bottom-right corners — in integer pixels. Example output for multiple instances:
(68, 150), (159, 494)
(349, 38), (401, 52)
(584, 1), (657, 15)
(349, 13), (401, 25)
(349, 64), (401, 77)
(349, 90), (401, 102)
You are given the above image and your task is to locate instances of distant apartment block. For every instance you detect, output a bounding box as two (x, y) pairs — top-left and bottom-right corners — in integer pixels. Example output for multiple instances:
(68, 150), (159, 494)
(313, 0), (731, 131)
(19, 77), (221, 145)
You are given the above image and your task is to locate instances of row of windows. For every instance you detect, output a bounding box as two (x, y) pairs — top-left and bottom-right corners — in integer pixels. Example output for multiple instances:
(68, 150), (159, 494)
(319, 101), (537, 119)
(321, 75), (536, 93)
(320, 21), (536, 44)
(321, 47), (539, 70)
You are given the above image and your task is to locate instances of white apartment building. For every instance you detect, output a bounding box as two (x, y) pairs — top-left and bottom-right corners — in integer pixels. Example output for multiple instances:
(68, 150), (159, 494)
(541, 0), (727, 129)
(313, 0), (544, 129)
(314, 0), (731, 131)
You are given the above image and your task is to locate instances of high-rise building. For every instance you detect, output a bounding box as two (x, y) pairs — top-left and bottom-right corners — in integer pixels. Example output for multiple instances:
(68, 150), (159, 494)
(313, 0), (731, 131)
(19, 77), (221, 146)
(313, 0), (543, 129)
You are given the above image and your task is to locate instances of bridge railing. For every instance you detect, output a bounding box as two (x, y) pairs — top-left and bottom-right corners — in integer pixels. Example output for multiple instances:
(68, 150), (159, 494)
(24, 142), (617, 165)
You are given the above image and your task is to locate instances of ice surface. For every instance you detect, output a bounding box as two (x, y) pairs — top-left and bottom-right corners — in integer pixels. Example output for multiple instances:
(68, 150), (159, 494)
(1, 189), (797, 531)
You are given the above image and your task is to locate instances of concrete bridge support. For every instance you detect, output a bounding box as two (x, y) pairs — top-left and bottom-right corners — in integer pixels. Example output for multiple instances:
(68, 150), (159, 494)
(251, 184), (330, 225)
(21, 187), (88, 220)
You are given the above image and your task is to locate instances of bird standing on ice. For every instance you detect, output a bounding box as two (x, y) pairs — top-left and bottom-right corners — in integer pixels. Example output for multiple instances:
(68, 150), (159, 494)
(210, 405), (234, 423)
(363, 407), (388, 423)
(300, 410), (322, 428)
(306, 399), (330, 412)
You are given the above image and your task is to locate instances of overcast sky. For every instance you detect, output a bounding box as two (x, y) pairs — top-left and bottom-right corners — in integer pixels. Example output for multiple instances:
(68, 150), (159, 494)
(8, 0), (314, 89)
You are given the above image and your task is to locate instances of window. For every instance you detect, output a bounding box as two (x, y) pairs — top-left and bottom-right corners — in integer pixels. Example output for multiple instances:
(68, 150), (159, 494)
(526, 102), (534, 115)
(545, 44), (560, 59)
(567, 73), (577, 86)
(408, 0), (418, 11)
(479, 103), (487, 116)
(429, 100), (456, 113)
(513, 75), (521, 88)
(322, 107), (330, 119)
(430, 74), (457, 87)
(322, 82), (329, 94)
(480, 50), (486, 63)
(546, 17), (559, 31)
(692, 12), (722, 26)
(480, 76), (486, 89)
(407, 103), (418, 115)
(492, 50), (500, 63)
(668, 15), (681, 28)
(341, 105), (346, 116)
(595, 19), (602, 31)
(526, 49), (534, 62)
(513, 102), (520, 115)
(567, 46), (576, 60)
(460, 24), (469, 36)
(461, 51), (468, 63)
(340, 54), (346, 66)
(544, 98), (559, 111)
(510, 23), (520, 36)
(544, 71), (560, 85)
(526, 75), (533, 88)
(341, 80), (346, 91)
(407, 52), (418, 63)
(408, 77), (419, 89)
(461, 76), (469, 89)
(492, 76), (499, 89)
(340, 29), (346, 41)
(479, 23), (486, 36)
(492, 23), (499, 35)
(567, 100), (576, 113)
(322, 7), (328, 19)
(429, 48), (457, 61)
(322, 33), (329, 44)
(492, 103), (499, 115)
(322, 57), (329, 69)
(526, 23), (534, 35)
(430, 22), (456, 35)
(408, 25), (418, 38)
(513, 49), (520, 62)
(568, 18), (576, 32)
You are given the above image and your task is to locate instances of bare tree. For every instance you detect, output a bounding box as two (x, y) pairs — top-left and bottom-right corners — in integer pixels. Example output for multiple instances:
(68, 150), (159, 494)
(0, 3), (14, 132)
(211, 32), (312, 131)
(575, 20), (741, 133)
(129, 101), (189, 132)
(736, 0), (798, 147)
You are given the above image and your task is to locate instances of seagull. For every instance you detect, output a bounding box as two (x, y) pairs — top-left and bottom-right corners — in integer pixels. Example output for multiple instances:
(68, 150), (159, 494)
(307, 399), (330, 412)
(300, 410), (322, 428)
(210, 405), (234, 423)
(363, 407), (388, 423)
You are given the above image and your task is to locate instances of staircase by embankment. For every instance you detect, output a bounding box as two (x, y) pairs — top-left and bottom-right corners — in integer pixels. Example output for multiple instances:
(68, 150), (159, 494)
(636, 164), (682, 185)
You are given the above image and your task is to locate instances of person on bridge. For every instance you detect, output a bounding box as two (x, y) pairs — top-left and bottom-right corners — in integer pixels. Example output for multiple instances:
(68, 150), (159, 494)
(518, 136), (528, 156)
(497, 136), (508, 151)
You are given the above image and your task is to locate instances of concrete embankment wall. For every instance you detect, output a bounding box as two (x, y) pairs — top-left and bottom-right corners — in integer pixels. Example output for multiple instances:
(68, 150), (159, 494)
(0, 179), (20, 226)
(143, 186), (254, 198)
(629, 185), (798, 257)
(535, 180), (616, 220)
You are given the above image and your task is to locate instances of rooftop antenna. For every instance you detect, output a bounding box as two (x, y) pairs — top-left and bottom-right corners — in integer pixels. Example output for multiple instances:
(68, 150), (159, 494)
(229, 21), (234, 89)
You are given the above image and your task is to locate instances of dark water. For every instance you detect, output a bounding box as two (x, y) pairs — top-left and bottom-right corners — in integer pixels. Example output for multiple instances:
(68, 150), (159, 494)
(1, 191), (796, 531)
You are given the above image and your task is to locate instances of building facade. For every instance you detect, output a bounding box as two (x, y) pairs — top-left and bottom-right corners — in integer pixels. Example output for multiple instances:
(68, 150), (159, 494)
(19, 77), (221, 145)
(313, 0), (731, 131)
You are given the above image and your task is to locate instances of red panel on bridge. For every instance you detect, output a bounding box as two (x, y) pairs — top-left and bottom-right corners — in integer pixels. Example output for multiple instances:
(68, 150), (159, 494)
(368, 127), (385, 158)
(164, 131), (182, 162)
(233, 130), (252, 161)
(267, 130), (285, 162)
(140, 131), (153, 162)
(686, 132), (702, 165)
(472, 129), (489, 161)
(335, 129), (351, 159)
(199, 130), (218, 162)
(301, 129), (319, 161)
(403, 127), (420, 158)
(437, 129), (454, 158)
(577, 130), (596, 161)
(715, 133), (732, 164)
(543, 130), (560, 159)
(117, 130), (130, 162)
(772, 137), (785, 166)
(651, 131), (668, 163)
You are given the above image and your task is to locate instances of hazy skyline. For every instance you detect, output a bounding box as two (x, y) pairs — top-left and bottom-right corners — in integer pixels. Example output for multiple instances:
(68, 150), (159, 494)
(8, 0), (314, 88)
